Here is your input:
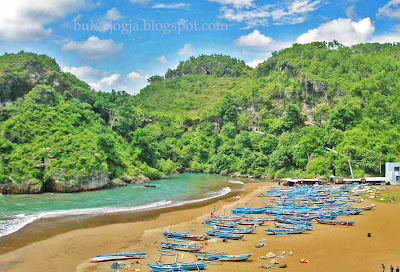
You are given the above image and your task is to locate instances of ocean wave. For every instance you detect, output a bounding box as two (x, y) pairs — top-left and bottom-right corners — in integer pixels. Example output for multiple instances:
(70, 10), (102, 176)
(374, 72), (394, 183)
(228, 180), (245, 185)
(171, 187), (232, 207)
(0, 200), (172, 238)
(0, 187), (233, 239)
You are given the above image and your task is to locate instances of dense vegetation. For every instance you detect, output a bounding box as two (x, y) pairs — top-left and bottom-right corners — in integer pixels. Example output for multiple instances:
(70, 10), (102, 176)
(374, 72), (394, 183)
(1, 42), (400, 193)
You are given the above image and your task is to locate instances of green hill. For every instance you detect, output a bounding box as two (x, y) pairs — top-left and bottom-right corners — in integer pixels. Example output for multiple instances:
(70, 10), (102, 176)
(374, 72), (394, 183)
(1, 43), (400, 194)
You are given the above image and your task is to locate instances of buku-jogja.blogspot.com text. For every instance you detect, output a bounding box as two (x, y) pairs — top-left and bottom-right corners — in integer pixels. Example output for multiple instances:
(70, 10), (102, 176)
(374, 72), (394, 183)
(73, 20), (229, 35)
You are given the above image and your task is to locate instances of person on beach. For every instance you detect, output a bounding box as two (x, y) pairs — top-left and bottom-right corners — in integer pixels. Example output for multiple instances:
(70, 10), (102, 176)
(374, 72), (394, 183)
(395, 266), (399, 272)
(382, 264), (385, 272)
(390, 265), (394, 272)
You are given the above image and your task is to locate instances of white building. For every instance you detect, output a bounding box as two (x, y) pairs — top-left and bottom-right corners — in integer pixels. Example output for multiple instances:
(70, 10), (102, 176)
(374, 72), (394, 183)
(386, 162), (400, 185)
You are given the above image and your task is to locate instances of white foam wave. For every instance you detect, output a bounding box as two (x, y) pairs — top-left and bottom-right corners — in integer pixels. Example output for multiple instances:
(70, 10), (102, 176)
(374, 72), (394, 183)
(228, 180), (245, 185)
(171, 187), (232, 206)
(0, 200), (172, 238)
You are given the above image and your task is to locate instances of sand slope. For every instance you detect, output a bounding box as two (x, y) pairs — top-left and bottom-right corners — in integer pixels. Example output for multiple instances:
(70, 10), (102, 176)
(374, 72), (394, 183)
(0, 183), (399, 272)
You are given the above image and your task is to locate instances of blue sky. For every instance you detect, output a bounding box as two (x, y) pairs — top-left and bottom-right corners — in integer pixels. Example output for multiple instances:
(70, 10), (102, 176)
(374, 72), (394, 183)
(1, 0), (400, 94)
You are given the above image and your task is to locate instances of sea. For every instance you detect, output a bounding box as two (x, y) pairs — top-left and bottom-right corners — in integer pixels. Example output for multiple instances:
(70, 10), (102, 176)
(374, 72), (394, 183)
(0, 174), (246, 240)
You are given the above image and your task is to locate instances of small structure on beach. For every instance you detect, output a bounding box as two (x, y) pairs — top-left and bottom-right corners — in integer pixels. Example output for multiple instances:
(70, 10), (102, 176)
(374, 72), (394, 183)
(340, 178), (363, 184)
(364, 177), (389, 185)
(385, 162), (400, 185)
(282, 178), (321, 186)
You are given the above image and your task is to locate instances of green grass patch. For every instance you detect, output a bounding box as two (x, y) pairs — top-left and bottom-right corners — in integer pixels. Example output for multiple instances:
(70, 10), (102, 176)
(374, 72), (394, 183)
(363, 187), (400, 204)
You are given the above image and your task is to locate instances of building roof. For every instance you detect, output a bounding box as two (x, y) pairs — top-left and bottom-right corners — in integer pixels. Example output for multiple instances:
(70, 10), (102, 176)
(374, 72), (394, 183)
(343, 178), (363, 182)
(282, 178), (320, 183)
(364, 177), (389, 182)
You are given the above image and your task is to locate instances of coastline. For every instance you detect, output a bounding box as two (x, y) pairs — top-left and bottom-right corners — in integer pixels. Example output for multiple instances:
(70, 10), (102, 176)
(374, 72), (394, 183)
(1, 183), (400, 272)
(0, 181), (264, 271)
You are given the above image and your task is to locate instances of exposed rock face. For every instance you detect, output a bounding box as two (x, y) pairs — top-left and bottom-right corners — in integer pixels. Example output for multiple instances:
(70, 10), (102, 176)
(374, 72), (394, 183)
(0, 171), (156, 194)
(246, 106), (259, 131)
(0, 180), (43, 194)
(109, 179), (127, 188)
(206, 116), (223, 132)
(24, 62), (50, 85)
(279, 61), (295, 76)
(119, 174), (151, 184)
(301, 77), (328, 98)
(220, 170), (229, 176)
(46, 170), (110, 193)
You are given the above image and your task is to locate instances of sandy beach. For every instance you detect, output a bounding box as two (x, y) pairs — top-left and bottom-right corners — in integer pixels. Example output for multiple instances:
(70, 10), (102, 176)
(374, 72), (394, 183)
(1, 182), (400, 272)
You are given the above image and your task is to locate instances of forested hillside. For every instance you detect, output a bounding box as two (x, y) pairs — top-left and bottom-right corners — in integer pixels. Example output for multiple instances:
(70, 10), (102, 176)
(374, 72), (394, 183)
(1, 42), (400, 193)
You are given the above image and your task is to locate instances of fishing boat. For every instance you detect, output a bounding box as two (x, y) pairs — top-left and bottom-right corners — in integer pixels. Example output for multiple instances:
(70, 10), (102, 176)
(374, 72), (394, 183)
(212, 226), (256, 234)
(90, 253), (147, 263)
(195, 253), (253, 261)
(231, 207), (266, 214)
(150, 268), (189, 272)
(203, 220), (237, 227)
(315, 218), (354, 226)
(212, 215), (243, 221)
(206, 231), (244, 240)
(148, 262), (207, 271)
(265, 228), (307, 235)
(273, 222), (313, 230)
(163, 230), (205, 240)
(160, 242), (204, 252)
(360, 204), (375, 210)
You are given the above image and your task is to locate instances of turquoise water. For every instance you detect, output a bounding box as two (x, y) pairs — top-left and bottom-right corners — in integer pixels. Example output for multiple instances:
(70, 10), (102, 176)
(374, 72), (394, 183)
(0, 174), (243, 238)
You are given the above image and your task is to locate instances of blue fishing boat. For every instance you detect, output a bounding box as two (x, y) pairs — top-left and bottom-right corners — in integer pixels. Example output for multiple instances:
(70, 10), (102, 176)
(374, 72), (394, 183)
(315, 218), (354, 226)
(212, 226), (256, 234)
(195, 253), (252, 261)
(160, 242), (204, 252)
(163, 230), (205, 240)
(265, 227), (307, 235)
(273, 222), (313, 230)
(148, 262), (207, 271)
(206, 231), (244, 240)
(231, 207), (266, 214)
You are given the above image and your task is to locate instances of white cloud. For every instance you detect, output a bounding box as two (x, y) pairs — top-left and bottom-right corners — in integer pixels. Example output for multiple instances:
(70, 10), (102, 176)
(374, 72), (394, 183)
(345, 5), (358, 20)
(62, 65), (150, 94)
(105, 8), (123, 21)
(246, 58), (267, 68)
(296, 17), (375, 46)
(89, 74), (125, 91)
(62, 36), (124, 60)
(127, 71), (150, 81)
(214, 0), (325, 27)
(152, 3), (190, 8)
(156, 55), (168, 64)
(235, 29), (273, 48)
(62, 66), (105, 82)
(177, 18), (187, 24)
(369, 32), (400, 43)
(208, 0), (255, 8)
(126, 70), (151, 93)
(0, 0), (94, 40)
(378, 0), (400, 19)
(178, 43), (194, 56)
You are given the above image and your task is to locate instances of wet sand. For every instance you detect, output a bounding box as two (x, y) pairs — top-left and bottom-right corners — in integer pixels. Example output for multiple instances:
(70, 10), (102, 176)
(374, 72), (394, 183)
(1, 183), (399, 272)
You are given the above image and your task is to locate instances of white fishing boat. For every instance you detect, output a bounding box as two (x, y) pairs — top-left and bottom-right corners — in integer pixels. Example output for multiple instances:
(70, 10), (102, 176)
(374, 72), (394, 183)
(90, 253), (147, 263)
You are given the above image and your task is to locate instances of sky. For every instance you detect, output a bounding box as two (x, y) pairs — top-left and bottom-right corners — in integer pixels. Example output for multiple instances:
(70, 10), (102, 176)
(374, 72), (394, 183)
(0, 0), (400, 94)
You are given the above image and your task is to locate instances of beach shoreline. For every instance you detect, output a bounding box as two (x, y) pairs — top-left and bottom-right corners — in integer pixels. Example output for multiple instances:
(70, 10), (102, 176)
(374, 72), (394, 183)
(0, 181), (265, 271)
(1, 183), (400, 272)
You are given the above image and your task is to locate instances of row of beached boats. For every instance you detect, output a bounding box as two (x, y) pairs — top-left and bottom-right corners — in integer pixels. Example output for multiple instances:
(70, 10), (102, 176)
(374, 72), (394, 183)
(90, 184), (375, 271)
